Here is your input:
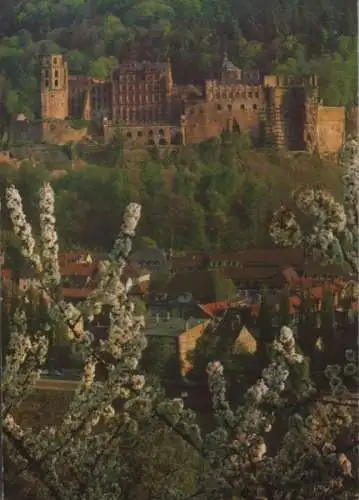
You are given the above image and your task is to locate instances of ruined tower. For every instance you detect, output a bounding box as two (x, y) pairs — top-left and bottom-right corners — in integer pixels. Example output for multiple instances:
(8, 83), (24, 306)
(263, 75), (319, 151)
(40, 55), (69, 120)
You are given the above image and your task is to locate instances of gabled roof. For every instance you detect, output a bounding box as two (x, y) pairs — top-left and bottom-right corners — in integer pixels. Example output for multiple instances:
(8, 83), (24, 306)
(198, 299), (249, 317)
(232, 326), (257, 355)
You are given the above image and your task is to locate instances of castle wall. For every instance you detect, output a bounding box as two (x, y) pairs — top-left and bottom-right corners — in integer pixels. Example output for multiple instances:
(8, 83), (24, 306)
(69, 77), (112, 121)
(316, 106), (345, 154)
(346, 107), (358, 138)
(103, 123), (177, 147)
(184, 100), (262, 144)
(36, 55), (348, 156)
(204, 80), (263, 105)
(42, 120), (89, 145)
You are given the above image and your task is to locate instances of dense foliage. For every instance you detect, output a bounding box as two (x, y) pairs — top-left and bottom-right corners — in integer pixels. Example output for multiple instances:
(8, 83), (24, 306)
(270, 139), (359, 275)
(0, 0), (357, 122)
(0, 143), (344, 255)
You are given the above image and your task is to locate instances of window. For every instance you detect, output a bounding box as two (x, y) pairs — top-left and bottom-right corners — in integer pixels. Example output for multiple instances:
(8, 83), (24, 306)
(148, 130), (154, 137)
(217, 104), (222, 111)
(248, 92), (252, 98)
(253, 104), (257, 110)
(240, 104), (245, 110)
(45, 80), (49, 87)
(126, 131), (132, 138)
(255, 91), (259, 98)
(228, 104), (232, 111)
(137, 130), (143, 137)
(53, 57), (57, 64)
(54, 79), (59, 87)
(159, 128), (164, 135)
(54, 70), (59, 78)
(159, 138), (167, 145)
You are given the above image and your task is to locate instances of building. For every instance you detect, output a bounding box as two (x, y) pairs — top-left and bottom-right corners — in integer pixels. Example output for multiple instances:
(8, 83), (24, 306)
(38, 53), (346, 155)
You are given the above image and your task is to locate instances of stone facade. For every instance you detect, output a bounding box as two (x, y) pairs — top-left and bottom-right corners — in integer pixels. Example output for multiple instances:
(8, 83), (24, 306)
(41, 55), (69, 120)
(316, 107), (346, 155)
(39, 54), (346, 154)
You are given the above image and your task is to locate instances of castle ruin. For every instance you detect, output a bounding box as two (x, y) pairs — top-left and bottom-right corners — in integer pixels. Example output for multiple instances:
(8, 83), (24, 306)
(38, 53), (346, 155)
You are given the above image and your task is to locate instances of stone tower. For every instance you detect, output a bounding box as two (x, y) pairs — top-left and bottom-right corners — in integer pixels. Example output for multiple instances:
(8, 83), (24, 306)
(263, 74), (319, 151)
(40, 55), (69, 120)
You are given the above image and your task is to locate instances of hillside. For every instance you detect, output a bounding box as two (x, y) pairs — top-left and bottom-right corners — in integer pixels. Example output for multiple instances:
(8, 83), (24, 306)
(0, 140), (345, 254)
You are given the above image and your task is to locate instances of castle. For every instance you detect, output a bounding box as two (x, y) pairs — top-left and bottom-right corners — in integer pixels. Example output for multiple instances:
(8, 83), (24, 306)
(39, 54), (346, 154)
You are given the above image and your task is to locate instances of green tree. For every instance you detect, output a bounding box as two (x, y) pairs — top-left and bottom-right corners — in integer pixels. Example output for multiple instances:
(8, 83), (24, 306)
(211, 269), (236, 301)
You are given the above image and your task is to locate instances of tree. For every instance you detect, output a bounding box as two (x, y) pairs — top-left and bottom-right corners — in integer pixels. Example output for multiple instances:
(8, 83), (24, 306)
(269, 139), (359, 276)
(211, 269), (237, 301)
(1, 182), (358, 499)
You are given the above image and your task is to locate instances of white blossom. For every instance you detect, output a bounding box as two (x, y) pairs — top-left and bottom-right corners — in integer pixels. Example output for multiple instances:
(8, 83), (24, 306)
(269, 139), (359, 274)
(1, 182), (356, 500)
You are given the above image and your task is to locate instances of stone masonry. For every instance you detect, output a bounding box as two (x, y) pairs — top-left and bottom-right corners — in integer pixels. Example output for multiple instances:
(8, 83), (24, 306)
(39, 54), (346, 155)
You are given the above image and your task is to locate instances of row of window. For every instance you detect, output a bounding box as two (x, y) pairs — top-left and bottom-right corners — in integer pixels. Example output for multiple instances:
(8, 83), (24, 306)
(124, 128), (167, 138)
(217, 103), (258, 111)
(115, 74), (162, 83)
(189, 103), (258, 114)
(212, 91), (260, 99)
(44, 79), (60, 88)
(115, 84), (165, 94)
(117, 94), (164, 104)
(117, 108), (166, 122)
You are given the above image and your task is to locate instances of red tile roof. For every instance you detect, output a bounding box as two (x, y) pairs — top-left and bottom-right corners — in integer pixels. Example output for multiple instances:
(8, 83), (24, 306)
(63, 288), (92, 298)
(60, 263), (98, 276)
(1, 269), (12, 280)
(209, 248), (305, 266)
(199, 299), (249, 317)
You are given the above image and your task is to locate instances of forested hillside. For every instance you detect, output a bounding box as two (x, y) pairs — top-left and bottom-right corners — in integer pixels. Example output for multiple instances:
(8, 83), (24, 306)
(0, 141), (344, 254)
(0, 0), (357, 122)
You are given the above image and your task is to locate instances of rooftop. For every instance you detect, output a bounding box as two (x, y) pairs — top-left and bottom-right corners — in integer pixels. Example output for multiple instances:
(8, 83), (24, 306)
(145, 315), (203, 337)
